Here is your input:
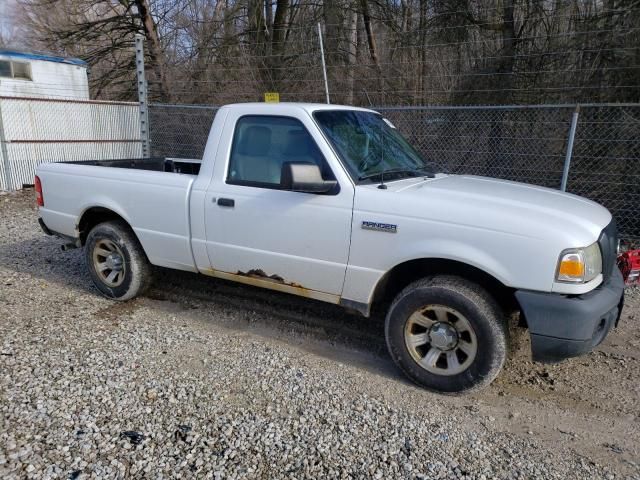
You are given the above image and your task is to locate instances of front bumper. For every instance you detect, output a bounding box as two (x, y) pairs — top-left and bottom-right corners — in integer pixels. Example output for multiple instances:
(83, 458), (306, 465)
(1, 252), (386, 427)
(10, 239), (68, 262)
(515, 267), (624, 363)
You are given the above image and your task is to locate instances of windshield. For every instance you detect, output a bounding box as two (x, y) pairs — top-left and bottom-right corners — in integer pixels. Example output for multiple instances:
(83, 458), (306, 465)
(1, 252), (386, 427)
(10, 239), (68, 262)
(314, 110), (435, 183)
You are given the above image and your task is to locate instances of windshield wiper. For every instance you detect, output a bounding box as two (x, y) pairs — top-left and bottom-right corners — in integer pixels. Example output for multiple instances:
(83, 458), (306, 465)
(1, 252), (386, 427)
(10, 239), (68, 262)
(358, 166), (435, 182)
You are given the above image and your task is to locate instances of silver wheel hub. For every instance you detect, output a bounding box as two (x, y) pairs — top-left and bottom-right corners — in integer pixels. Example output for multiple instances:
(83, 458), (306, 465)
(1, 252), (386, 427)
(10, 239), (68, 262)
(404, 305), (478, 376)
(92, 239), (126, 288)
(105, 253), (123, 271)
(428, 322), (458, 350)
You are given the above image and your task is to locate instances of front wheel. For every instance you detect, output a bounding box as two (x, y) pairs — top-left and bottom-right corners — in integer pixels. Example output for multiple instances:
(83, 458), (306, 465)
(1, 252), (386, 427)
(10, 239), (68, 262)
(85, 220), (152, 301)
(385, 275), (507, 393)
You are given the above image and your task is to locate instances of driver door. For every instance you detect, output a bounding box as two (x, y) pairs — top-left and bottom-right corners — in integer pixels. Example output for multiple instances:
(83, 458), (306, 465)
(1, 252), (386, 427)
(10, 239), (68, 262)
(203, 113), (354, 297)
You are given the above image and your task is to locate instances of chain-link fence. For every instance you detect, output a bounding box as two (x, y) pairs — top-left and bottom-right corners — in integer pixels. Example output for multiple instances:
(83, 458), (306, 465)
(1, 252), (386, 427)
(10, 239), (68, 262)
(148, 104), (218, 160)
(148, 103), (640, 244)
(568, 105), (640, 245)
(378, 104), (640, 244)
(379, 105), (575, 189)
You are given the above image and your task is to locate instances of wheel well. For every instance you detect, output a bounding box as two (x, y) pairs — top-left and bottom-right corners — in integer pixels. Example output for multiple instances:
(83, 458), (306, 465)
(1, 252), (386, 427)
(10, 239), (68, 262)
(371, 258), (518, 315)
(77, 207), (128, 245)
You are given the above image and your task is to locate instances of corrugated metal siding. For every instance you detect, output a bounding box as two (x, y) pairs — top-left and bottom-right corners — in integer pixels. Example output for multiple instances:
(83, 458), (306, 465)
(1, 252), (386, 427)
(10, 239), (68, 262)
(0, 142), (8, 191)
(0, 97), (142, 191)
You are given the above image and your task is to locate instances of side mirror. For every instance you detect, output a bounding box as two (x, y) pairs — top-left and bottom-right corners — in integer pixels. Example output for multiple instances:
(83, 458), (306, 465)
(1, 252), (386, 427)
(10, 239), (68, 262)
(280, 162), (338, 193)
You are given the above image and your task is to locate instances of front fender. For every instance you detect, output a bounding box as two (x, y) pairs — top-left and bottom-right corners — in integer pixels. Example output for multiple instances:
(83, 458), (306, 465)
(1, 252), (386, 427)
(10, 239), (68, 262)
(342, 227), (554, 307)
(388, 238), (513, 287)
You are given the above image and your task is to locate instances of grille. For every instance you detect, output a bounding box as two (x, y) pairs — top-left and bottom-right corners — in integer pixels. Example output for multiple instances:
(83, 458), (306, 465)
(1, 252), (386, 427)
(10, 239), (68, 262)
(598, 219), (618, 282)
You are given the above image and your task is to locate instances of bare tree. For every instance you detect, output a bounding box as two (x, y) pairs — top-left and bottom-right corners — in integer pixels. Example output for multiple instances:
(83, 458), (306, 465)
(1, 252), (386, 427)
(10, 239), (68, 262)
(17, 0), (172, 100)
(11, 0), (640, 105)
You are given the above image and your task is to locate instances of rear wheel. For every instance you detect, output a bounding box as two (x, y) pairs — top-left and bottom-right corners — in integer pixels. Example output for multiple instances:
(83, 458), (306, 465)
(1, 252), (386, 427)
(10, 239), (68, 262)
(85, 220), (152, 300)
(385, 275), (507, 393)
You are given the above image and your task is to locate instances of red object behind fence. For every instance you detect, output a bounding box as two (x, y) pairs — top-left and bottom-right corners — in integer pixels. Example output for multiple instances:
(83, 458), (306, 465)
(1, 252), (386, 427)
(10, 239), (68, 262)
(618, 249), (640, 286)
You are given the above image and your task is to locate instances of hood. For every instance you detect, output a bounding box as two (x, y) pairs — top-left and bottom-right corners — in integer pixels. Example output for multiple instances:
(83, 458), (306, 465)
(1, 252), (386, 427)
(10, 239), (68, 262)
(361, 174), (611, 247)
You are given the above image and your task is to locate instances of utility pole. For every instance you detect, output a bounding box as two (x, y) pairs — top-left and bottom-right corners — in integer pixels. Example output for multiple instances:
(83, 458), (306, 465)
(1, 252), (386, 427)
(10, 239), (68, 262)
(560, 105), (580, 192)
(318, 23), (330, 104)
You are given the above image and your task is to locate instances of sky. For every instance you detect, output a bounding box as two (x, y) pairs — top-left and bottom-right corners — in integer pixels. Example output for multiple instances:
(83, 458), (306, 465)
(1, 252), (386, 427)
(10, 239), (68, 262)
(0, 0), (17, 44)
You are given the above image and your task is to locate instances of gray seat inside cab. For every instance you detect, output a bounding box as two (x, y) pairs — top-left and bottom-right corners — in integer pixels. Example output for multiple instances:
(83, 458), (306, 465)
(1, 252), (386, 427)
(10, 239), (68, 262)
(283, 129), (317, 165)
(233, 126), (281, 184)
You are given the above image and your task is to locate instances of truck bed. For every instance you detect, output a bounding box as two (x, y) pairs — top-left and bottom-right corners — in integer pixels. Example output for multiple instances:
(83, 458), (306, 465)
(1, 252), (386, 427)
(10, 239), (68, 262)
(60, 157), (201, 175)
(37, 157), (200, 273)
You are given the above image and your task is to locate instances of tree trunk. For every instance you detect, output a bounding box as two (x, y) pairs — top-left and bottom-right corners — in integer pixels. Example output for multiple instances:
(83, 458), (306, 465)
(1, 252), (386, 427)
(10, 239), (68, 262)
(497, 0), (516, 101)
(265, 0), (273, 36)
(419, 0), (428, 104)
(269, 0), (289, 88)
(347, 11), (358, 104)
(272, 0), (289, 56)
(359, 0), (382, 103)
(360, 0), (379, 67)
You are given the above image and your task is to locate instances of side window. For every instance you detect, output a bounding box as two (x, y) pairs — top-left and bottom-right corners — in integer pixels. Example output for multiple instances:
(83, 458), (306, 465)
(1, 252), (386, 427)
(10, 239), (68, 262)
(0, 61), (32, 80)
(12, 62), (32, 80)
(227, 115), (333, 188)
(0, 61), (11, 78)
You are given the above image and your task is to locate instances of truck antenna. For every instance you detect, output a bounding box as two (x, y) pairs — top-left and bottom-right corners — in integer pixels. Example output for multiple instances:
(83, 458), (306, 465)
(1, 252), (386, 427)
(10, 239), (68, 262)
(378, 128), (387, 189)
(377, 171), (387, 189)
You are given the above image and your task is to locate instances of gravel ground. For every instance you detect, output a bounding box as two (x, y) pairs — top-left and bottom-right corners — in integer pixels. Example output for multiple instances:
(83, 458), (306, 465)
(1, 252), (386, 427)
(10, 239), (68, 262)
(1, 189), (639, 479)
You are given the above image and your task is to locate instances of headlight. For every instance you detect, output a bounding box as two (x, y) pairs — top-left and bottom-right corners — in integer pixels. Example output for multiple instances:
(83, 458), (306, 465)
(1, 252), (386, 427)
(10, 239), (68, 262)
(556, 242), (602, 283)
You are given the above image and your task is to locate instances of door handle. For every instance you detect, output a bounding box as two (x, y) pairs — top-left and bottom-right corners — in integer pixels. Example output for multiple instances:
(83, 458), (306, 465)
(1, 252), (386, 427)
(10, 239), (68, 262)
(217, 197), (235, 207)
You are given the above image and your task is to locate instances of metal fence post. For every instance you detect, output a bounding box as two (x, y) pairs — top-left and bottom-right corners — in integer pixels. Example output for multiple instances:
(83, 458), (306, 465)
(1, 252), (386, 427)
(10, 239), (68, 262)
(317, 23), (330, 104)
(0, 98), (13, 191)
(135, 35), (151, 158)
(560, 104), (580, 192)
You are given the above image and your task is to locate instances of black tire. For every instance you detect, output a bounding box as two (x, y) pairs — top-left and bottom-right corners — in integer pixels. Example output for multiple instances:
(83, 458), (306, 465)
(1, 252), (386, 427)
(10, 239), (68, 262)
(385, 275), (507, 394)
(85, 220), (152, 301)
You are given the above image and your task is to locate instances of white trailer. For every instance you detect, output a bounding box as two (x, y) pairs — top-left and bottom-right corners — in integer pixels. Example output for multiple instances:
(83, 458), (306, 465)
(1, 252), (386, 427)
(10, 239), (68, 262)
(0, 49), (88, 100)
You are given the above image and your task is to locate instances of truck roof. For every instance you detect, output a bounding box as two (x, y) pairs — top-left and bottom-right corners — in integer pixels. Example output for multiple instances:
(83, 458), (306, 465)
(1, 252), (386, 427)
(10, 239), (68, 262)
(222, 102), (377, 114)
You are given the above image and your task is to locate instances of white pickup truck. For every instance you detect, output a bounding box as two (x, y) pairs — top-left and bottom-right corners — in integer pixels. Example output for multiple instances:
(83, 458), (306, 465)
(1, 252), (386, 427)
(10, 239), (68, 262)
(36, 103), (625, 393)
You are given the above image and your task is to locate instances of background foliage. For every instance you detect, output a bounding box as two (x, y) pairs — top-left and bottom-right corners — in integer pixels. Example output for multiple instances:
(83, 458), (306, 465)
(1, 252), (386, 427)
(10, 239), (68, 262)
(6, 0), (640, 105)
